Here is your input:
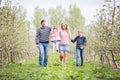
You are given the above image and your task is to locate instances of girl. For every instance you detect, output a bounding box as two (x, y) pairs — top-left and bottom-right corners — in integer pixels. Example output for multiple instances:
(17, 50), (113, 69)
(51, 27), (61, 53)
(59, 23), (71, 64)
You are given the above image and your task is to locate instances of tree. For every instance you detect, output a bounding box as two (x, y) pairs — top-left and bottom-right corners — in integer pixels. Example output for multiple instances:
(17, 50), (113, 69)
(67, 4), (85, 32)
(33, 6), (47, 30)
(48, 5), (66, 26)
(0, 0), (37, 68)
(85, 0), (120, 69)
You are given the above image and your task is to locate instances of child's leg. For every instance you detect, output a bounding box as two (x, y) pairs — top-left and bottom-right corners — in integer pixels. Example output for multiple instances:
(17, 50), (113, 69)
(52, 42), (55, 53)
(80, 49), (84, 66)
(56, 41), (59, 51)
(76, 48), (80, 66)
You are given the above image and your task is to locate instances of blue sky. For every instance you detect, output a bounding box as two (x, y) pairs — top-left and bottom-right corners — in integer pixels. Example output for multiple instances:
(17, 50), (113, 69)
(2, 0), (120, 25)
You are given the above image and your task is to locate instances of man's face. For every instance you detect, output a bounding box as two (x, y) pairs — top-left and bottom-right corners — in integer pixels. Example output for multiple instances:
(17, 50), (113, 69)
(41, 22), (46, 27)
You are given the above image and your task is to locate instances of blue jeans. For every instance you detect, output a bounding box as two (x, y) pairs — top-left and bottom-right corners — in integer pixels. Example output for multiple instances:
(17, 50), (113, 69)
(38, 42), (49, 67)
(76, 48), (84, 65)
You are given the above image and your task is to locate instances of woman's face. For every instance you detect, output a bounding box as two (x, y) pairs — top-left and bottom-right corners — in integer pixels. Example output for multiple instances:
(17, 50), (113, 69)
(62, 24), (67, 30)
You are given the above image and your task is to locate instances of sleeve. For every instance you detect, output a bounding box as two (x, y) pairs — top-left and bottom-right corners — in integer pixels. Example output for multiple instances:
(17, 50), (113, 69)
(84, 37), (87, 46)
(71, 36), (77, 43)
(49, 26), (52, 31)
(35, 29), (40, 45)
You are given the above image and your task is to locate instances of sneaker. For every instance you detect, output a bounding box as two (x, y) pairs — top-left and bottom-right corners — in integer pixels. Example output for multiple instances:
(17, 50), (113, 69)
(81, 64), (83, 66)
(76, 64), (79, 67)
(56, 50), (59, 52)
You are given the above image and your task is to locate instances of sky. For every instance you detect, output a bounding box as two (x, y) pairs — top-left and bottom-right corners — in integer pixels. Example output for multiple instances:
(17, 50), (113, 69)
(2, 0), (120, 25)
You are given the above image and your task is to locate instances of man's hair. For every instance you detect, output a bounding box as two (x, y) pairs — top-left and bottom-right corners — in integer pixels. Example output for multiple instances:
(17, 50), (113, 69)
(41, 20), (46, 24)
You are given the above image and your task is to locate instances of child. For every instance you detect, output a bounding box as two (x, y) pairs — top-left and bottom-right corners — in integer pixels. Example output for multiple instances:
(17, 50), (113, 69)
(71, 30), (87, 67)
(51, 27), (61, 53)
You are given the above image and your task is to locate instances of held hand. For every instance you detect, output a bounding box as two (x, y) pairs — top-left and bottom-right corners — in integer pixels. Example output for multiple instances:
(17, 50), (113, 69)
(36, 45), (39, 48)
(70, 37), (73, 40)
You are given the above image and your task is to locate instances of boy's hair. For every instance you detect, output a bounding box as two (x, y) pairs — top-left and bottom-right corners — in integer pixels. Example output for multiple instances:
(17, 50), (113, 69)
(41, 20), (46, 24)
(78, 30), (83, 33)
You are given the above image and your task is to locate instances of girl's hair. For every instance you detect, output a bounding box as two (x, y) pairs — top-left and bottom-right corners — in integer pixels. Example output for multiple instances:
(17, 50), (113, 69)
(61, 23), (70, 33)
(53, 26), (56, 30)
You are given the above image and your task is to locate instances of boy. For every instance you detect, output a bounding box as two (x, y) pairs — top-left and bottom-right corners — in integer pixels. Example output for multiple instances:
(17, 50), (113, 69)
(71, 30), (87, 67)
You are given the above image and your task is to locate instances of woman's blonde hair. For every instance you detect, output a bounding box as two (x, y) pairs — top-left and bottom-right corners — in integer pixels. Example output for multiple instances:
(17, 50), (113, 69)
(61, 23), (71, 33)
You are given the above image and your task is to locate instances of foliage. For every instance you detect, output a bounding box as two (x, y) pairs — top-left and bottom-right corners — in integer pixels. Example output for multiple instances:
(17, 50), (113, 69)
(0, 53), (120, 80)
(0, 0), (37, 67)
(33, 6), (47, 30)
(85, 0), (120, 68)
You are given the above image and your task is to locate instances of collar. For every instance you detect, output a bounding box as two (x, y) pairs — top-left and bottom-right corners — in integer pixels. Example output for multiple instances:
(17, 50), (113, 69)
(41, 26), (46, 29)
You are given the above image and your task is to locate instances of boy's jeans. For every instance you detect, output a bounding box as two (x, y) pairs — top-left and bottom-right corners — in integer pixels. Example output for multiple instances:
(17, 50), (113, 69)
(38, 42), (49, 67)
(76, 48), (84, 65)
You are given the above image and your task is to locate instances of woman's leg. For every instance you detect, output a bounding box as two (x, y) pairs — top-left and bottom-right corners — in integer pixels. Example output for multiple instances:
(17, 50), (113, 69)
(63, 52), (68, 64)
(60, 51), (64, 64)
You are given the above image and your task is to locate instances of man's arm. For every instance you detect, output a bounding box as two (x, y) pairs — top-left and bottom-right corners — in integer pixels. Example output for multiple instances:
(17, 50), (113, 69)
(36, 29), (40, 45)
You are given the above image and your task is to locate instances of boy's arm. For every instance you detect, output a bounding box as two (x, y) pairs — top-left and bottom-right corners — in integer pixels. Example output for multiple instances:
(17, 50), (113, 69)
(71, 36), (77, 43)
(84, 37), (87, 46)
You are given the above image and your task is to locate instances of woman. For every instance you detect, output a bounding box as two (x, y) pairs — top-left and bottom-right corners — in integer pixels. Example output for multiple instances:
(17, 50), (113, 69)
(59, 23), (71, 64)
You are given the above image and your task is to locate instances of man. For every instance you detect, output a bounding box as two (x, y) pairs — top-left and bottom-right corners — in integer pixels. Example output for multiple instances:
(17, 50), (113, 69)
(36, 20), (51, 67)
(71, 30), (87, 67)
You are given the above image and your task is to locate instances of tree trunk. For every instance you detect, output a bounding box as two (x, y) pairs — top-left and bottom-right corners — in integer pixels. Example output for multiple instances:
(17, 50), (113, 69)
(111, 50), (117, 68)
(0, 44), (3, 69)
(104, 52), (111, 66)
(0, 0), (2, 5)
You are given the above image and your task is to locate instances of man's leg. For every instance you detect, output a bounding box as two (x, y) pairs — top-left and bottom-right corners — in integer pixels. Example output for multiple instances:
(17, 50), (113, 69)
(43, 43), (49, 67)
(39, 43), (44, 66)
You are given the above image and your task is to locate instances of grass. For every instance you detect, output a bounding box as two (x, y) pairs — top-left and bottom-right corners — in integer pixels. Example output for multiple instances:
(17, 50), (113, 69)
(0, 52), (120, 80)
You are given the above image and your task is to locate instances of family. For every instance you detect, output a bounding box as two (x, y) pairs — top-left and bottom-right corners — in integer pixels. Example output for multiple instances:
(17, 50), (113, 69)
(36, 20), (87, 67)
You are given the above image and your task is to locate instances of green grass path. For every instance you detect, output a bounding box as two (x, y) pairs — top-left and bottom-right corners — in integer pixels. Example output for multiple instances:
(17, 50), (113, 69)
(0, 53), (120, 80)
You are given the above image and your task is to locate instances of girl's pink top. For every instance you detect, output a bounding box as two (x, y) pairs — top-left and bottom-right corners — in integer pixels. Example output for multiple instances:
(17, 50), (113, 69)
(59, 30), (71, 45)
(51, 29), (61, 41)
